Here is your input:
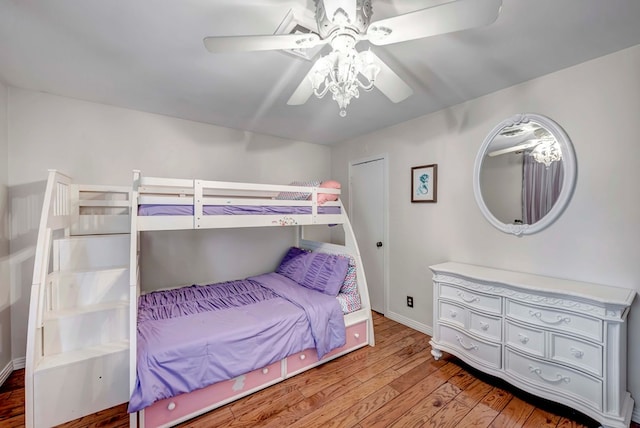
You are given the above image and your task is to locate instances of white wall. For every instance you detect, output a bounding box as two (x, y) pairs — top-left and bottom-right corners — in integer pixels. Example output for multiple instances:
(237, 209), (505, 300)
(7, 89), (333, 359)
(332, 44), (640, 412)
(0, 80), (11, 372)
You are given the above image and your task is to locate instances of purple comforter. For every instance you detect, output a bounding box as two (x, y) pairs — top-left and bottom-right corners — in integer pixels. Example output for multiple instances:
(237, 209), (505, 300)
(128, 273), (346, 412)
(138, 204), (341, 216)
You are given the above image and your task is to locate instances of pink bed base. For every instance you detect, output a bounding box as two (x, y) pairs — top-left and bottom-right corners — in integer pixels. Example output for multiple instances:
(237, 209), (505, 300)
(140, 320), (368, 427)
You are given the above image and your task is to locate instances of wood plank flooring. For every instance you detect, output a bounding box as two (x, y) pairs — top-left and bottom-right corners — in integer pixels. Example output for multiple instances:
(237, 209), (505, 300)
(2, 312), (638, 428)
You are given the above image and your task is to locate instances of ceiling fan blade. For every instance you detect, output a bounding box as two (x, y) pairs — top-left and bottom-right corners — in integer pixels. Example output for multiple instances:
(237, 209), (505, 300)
(203, 33), (323, 53)
(287, 74), (314, 105)
(366, 0), (502, 46)
(488, 140), (538, 157)
(361, 51), (413, 103)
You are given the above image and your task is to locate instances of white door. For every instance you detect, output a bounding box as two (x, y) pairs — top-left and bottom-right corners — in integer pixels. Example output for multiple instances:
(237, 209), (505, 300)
(350, 157), (386, 314)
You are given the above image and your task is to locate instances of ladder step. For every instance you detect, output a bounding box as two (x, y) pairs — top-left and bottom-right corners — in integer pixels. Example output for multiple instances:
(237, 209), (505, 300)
(36, 340), (129, 371)
(49, 266), (129, 310)
(43, 301), (128, 356)
(71, 215), (130, 236)
(45, 300), (129, 319)
(54, 234), (130, 270)
(78, 199), (131, 208)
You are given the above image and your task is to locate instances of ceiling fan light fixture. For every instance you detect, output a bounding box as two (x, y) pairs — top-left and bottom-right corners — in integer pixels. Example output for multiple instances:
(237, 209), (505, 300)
(359, 49), (381, 82)
(530, 139), (563, 167)
(309, 40), (381, 117)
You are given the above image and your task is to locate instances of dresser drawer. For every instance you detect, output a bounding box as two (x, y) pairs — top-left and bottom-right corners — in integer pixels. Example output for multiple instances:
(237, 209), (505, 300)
(438, 300), (466, 329)
(505, 320), (545, 357)
(505, 348), (602, 411)
(468, 310), (501, 341)
(506, 300), (602, 341)
(550, 333), (602, 377)
(144, 360), (282, 427)
(437, 323), (501, 369)
(439, 283), (502, 315)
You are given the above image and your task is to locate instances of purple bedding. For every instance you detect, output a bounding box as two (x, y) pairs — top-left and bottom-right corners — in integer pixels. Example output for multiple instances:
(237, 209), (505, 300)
(128, 272), (346, 412)
(138, 204), (341, 216)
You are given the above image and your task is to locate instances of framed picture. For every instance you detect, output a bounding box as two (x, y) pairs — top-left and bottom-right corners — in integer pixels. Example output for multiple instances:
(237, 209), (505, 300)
(411, 164), (438, 203)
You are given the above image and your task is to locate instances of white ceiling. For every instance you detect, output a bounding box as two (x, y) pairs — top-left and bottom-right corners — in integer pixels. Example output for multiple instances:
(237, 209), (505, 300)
(1, 0), (640, 145)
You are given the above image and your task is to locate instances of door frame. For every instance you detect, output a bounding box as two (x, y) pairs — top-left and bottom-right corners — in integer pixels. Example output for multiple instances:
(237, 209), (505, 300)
(348, 154), (389, 315)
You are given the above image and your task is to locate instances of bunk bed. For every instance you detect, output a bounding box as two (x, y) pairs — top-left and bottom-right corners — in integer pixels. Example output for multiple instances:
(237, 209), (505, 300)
(129, 171), (375, 428)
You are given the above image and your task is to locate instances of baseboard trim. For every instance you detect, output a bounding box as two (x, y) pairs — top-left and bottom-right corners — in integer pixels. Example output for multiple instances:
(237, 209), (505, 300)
(0, 361), (13, 386)
(13, 357), (26, 370)
(632, 406), (639, 424)
(0, 357), (26, 387)
(384, 311), (432, 336)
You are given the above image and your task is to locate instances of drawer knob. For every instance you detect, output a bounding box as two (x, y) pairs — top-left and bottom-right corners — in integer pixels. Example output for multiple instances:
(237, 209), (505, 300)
(354, 333), (360, 339)
(262, 367), (269, 374)
(300, 354), (306, 360)
(518, 333), (529, 344)
(479, 321), (489, 331)
(570, 347), (584, 359)
(450, 310), (458, 318)
(528, 365), (571, 384)
(167, 402), (176, 411)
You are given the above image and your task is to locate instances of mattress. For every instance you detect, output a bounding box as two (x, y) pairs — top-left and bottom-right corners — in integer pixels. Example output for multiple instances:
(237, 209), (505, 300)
(128, 272), (346, 412)
(138, 204), (341, 216)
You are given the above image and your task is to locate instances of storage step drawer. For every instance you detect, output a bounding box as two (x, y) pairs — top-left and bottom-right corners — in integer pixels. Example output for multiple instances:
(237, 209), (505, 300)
(43, 303), (128, 355)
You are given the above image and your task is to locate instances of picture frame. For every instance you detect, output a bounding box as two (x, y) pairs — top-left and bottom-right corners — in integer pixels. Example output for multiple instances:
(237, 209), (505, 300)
(411, 164), (438, 203)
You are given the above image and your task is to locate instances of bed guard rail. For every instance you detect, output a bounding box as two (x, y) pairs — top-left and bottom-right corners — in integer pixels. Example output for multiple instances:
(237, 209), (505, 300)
(133, 170), (342, 229)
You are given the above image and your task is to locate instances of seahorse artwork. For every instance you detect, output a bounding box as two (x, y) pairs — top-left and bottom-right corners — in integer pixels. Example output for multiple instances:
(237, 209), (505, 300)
(417, 173), (430, 195)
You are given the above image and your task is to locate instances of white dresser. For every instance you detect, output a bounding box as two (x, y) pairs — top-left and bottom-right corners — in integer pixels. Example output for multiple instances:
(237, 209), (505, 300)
(429, 262), (636, 428)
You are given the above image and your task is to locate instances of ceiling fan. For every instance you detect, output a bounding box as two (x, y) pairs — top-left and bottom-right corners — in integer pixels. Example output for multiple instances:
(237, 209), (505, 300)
(203, 0), (503, 117)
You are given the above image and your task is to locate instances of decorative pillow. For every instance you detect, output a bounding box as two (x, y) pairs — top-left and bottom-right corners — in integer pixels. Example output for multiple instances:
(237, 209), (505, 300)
(276, 247), (349, 296)
(279, 246), (309, 266)
(275, 180), (321, 201)
(339, 255), (358, 294)
(317, 180), (341, 205)
(336, 254), (362, 312)
(337, 290), (362, 313)
(275, 180), (341, 205)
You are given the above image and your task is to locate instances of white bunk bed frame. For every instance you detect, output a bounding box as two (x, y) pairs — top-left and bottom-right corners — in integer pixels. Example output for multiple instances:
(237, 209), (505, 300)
(26, 170), (132, 428)
(130, 170), (375, 427)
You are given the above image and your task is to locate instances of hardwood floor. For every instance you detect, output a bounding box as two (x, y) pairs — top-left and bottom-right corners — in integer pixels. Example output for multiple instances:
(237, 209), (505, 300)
(3, 312), (638, 428)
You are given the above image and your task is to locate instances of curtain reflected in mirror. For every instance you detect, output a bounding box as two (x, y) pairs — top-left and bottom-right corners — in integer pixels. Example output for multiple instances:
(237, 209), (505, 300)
(522, 155), (564, 224)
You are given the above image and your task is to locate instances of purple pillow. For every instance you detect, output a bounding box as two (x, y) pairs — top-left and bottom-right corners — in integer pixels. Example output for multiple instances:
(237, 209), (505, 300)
(279, 246), (309, 266)
(276, 247), (349, 296)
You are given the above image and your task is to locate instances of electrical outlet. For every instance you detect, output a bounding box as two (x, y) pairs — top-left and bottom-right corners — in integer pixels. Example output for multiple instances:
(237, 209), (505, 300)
(407, 296), (414, 308)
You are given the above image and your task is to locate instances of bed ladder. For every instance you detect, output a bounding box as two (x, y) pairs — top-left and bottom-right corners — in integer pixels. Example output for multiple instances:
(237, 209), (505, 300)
(25, 171), (132, 428)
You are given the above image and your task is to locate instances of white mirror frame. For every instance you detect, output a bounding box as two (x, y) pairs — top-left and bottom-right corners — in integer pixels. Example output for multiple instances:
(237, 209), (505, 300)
(473, 113), (577, 236)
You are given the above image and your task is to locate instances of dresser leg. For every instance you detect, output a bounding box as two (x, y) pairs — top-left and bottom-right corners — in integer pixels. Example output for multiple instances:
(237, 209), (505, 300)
(431, 348), (443, 360)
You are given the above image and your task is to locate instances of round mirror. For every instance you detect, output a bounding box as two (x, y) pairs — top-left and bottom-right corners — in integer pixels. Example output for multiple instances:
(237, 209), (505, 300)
(473, 113), (577, 235)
